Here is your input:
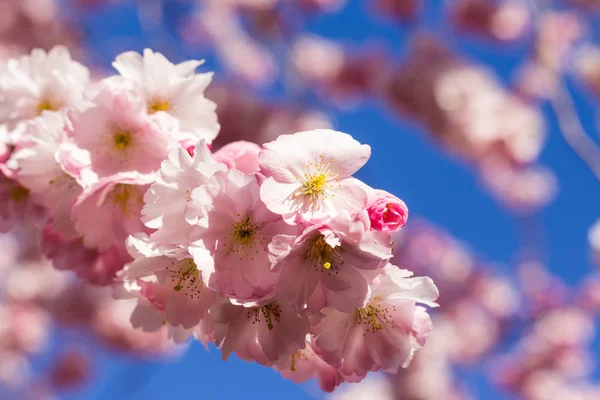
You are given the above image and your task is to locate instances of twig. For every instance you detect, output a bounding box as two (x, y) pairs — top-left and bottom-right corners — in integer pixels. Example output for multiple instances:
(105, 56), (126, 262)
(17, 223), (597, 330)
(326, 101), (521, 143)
(525, 0), (600, 182)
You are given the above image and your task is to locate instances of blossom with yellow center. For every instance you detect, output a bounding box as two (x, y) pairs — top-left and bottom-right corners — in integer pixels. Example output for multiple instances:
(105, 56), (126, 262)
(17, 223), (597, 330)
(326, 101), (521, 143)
(305, 234), (343, 271)
(246, 301), (282, 330)
(112, 131), (133, 151)
(355, 302), (394, 334)
(222, 215), (266, 262)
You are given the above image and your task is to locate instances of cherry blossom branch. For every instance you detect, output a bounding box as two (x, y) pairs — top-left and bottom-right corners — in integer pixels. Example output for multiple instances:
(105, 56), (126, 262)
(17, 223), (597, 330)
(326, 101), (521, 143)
(526, 0), (600, 182)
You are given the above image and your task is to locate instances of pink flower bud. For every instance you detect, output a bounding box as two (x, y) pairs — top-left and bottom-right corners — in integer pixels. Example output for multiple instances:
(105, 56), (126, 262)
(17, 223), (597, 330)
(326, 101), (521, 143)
(212, 140), (261, 175)
(367, 190), (408, 233)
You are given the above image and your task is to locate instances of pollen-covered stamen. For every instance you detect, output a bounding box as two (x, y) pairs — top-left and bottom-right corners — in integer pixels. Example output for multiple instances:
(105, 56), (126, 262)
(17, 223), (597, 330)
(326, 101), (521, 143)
(108, 184), (142, 215)
(37, 99), (60, 114)
(148, 99), (170, 114)
(247, 301), (282, 330)
(305, 234), (343, 271)
(355, 302), (394, 334)
(223, 215), (266, 260)
(112, 131), (133, 151)
(166, 259), (204, 299)
(294, 155), (342, 209)
(289, 349), (310, 372)
(9, 185), (29, 203)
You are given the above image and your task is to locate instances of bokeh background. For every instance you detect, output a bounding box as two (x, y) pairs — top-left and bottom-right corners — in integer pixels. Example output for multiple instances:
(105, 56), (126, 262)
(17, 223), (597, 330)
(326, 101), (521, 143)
(2, 0), (600, 399)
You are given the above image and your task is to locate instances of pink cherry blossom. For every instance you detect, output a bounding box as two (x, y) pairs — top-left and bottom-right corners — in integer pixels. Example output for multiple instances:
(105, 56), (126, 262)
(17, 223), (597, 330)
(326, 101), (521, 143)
(9, 112), (82, 237)
(211, 298), (309, 365)
(275, 334), (344, 392)
(212, 140), (261, 175)
(141, 141), (227, 246)
(109, 49), (219, 144)
(71, 172), (153, 252)
(259, 129), (371, 222)
(0, 46), (89, 131)
(312, 265), (438, 378)
(366, 189), (409, 233)
(272, 211), (392, 313)
(117, 234), (216, 336)
(188, 168), (296, 304)
(68, 85), (173, 178)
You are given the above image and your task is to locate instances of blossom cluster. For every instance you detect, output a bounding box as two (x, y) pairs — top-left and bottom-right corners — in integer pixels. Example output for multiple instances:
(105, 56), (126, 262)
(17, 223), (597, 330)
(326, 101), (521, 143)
(0, 45), (438, 392)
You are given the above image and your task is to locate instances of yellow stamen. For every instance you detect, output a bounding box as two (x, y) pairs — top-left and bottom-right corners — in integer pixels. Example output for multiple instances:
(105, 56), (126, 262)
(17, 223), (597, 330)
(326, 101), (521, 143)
(113, 131), (132, 151)
(302, 173), (327, 198)
(148, 100), (170, 114)
(37, 100), (59, 114)
(10, 186), (29, 203)
(173, 260), (198, 291)
(305, 234), (342, 271)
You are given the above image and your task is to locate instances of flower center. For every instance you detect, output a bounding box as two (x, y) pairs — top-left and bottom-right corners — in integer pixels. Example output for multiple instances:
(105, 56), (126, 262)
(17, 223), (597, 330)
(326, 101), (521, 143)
(165, 259), (205, 300)
(305, 234), (343, 270)
(37, 99), (60, 114)
(109, 184), (141, 215)
(148, 99), (170, 114)
(112, 131), (132, 151)
(223, 215), (266, 261)
(295, 155), (341, 208)
(302, 173), (327, 198)
(289, 350), (310, 372)
(355, 302), (394, 333)
(232, 217), (258, 245)
(247, 301), (281, 330)
(9, 185), (29, 203)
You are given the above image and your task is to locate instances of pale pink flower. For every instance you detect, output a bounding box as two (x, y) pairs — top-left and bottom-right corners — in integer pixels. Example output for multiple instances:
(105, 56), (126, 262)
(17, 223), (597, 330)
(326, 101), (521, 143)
(366, 189), (408, 233)
(312, 265), (438, 378)
(109, 48), (219, 144)
(275, 334), (344, 392)
(9, 112), (82, 237)
(188, 168), (295, 303)
(118, 234), (216, 334)
(259, 129), (371, 222)
(212, 141), (261, 175)
(0, 46), (89, 130)
(68, 85), (172, 178)
(211, 297), (309, 364)
(72, 173), (153, 252)
(273, 211), (392, 313)
(141, 141), (226, 246)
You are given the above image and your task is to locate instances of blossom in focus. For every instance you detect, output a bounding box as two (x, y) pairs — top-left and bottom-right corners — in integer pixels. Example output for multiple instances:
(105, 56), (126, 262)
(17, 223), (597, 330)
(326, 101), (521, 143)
(273, 210), (392, 313)
(366, 188), (409, 233)
(188, 168), (294, 304)
(141, 141), (226, 247)
(68, 86), (173, 179)
(259, 129), (371, 222)
(211, 298), (309, 364)
(312, 265), (438, 378)
(117, 235), (216, 342)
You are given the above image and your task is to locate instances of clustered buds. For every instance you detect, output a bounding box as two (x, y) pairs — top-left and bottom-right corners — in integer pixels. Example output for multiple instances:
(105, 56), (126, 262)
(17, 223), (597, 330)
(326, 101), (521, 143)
(0, 46), (438, 392)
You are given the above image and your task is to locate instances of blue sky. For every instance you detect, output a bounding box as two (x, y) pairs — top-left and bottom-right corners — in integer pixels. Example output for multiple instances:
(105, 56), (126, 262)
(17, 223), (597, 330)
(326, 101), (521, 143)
(49, 1), (600, 399)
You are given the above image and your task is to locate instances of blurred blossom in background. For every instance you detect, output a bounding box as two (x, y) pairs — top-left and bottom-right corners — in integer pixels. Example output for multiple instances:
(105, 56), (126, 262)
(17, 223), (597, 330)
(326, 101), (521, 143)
(1, 0), (600, 399)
